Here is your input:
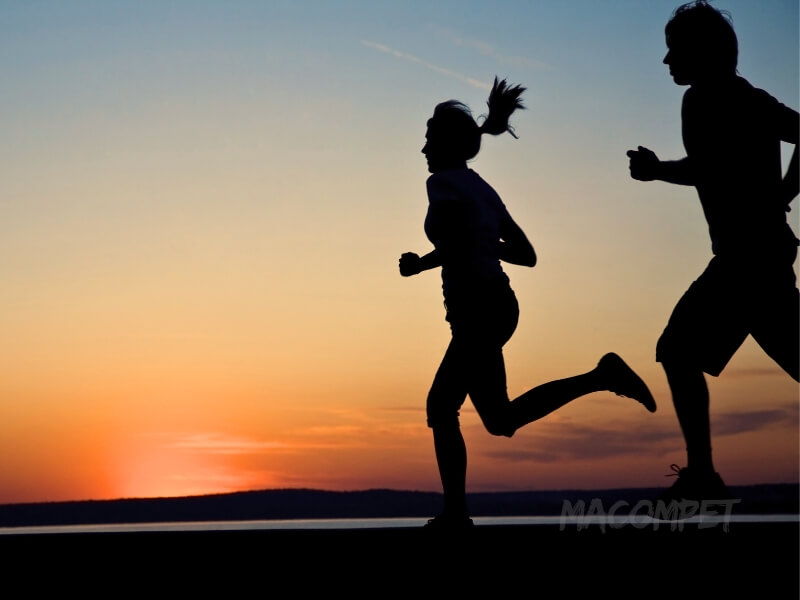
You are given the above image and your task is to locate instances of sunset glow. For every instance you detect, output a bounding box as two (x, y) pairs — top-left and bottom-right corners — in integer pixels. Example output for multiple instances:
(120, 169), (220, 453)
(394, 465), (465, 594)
(1, 0), (797, 504)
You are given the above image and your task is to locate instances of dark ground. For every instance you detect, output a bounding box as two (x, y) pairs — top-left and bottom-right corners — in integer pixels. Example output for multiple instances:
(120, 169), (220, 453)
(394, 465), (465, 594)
(1, 485), (797, 597)
(2, 520), (797, 597)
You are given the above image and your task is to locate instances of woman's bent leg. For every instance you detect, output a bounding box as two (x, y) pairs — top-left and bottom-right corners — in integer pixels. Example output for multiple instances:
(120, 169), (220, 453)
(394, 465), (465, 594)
(475, 353), (655, 437)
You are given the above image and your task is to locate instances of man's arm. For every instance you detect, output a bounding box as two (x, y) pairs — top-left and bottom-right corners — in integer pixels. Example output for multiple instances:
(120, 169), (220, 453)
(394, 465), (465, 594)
(777, 104), (799, 208)
(781, 146), (798, 210)
(627, 146), (696, 186)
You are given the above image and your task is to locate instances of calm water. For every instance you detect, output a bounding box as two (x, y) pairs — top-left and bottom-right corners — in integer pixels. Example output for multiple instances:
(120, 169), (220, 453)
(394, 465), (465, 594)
(1, 513), (797, 535)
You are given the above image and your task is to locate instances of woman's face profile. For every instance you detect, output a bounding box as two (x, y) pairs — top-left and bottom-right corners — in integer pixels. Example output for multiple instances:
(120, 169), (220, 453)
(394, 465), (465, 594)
(421, 127), (436, 172)
(422, 123), (452, 173)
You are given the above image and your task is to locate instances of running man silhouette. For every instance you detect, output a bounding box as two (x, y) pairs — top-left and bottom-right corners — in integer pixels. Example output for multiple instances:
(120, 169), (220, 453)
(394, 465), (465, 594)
(401, 77), (656, 530)
(627, 1), (799, 502)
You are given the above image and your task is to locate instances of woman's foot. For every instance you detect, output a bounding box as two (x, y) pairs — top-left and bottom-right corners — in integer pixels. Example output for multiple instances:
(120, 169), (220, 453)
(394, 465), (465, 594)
(597, 353), (657, 412)
(424, 513), (475, 530)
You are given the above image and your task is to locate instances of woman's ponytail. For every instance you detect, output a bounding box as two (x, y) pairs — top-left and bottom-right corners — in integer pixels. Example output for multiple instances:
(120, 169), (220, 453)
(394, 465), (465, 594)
(479, 76), (526, 139)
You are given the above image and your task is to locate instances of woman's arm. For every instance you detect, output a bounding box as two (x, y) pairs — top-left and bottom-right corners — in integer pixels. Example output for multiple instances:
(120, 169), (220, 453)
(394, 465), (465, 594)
(399, 249), (442, 276)
(499, 216), (536, 267)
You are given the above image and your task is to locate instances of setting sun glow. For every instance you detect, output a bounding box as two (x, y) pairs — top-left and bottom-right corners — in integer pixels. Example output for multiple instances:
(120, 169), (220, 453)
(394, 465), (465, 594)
(1, 0), (797, 504)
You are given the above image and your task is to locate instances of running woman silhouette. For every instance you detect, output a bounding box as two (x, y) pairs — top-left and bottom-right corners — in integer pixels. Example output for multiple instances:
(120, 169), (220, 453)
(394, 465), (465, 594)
(401, 77), (656, 530)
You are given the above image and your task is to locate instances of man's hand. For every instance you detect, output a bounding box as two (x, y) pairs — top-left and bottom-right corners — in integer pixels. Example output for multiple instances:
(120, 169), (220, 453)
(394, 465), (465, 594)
(627, 146), (660, 181)
(399, 252), (422, 277)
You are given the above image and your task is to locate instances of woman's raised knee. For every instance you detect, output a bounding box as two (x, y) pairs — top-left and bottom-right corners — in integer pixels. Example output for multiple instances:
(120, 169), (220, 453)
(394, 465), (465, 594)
(483, 416), (516, 438)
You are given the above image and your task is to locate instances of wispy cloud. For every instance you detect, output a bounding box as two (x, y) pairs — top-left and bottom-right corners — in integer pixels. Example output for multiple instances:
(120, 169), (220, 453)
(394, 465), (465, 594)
(476, 405), (799, 464)
(376, 405), (426, 414)
(361, 40), (491, 90)
(166, 433), (293, 455)
(713, 406), (799, 436)
(427, 25), (555, 72)
(481, 419), (682, 463)
(166, 468), (269, 490)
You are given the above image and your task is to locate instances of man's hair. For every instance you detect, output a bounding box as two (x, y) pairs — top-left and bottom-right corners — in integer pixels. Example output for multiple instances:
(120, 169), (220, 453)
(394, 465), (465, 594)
(666, 1), (738, 73)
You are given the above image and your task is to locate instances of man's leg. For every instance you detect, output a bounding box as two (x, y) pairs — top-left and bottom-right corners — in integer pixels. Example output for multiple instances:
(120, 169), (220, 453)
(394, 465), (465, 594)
(751, 274), (800, 381)
(662, 361), (714, 474)
(655, 258), (744, 500)
(660, 360), (731, 501)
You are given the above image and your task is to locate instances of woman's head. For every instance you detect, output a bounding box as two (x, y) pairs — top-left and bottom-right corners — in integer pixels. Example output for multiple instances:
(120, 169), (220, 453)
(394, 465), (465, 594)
(422, 77), (525, 173)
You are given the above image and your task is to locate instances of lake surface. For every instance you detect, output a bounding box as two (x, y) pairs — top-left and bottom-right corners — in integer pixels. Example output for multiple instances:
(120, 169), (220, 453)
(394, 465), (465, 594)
(1, 513), (797, 536)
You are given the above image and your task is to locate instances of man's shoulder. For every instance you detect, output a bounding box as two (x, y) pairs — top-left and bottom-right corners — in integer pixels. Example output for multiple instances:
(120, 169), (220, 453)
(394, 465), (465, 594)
(684, 76), (782, 111)
(733, 76), (775, 101)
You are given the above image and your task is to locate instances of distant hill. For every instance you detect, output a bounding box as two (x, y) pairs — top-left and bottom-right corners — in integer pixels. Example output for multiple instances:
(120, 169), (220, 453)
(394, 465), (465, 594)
(0, 484), (797, 528)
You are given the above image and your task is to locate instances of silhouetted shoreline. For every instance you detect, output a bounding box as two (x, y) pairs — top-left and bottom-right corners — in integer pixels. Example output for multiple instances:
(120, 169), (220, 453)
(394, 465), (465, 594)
(1, 483), (796, 528)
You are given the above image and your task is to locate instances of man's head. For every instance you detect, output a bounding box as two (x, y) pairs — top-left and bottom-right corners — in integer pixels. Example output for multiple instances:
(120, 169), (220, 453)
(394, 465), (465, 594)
(663, 1), (738, 85)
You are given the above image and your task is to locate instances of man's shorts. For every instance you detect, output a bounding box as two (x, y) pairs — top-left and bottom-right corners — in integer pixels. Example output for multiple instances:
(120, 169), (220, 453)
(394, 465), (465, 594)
(656, 252), (799, 378)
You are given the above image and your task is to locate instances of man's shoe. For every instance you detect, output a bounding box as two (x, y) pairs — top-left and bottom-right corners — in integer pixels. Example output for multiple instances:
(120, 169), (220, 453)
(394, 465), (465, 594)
(658, 464), (732, 502)
(597, 353), (657, 412)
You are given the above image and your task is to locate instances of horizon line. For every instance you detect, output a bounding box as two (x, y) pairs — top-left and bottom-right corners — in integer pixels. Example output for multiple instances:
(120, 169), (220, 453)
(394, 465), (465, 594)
(2, 480), (797, 508)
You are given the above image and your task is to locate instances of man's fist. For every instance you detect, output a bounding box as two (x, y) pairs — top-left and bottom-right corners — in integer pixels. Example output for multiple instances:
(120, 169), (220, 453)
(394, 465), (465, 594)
(627, 146), (660, 181)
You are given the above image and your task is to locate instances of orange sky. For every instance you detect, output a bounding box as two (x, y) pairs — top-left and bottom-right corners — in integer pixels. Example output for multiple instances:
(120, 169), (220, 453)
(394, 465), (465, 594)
(1, 1), (797, 504)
